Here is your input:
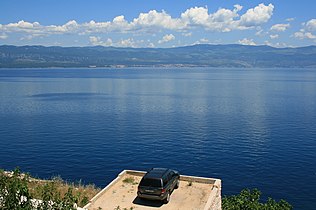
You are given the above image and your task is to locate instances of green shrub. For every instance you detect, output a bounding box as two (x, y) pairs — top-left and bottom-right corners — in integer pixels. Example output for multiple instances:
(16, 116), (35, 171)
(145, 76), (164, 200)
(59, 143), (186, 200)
(0, 168), (96, 210)
(0, 168), (33, 210)
(222, 188), (292, 210)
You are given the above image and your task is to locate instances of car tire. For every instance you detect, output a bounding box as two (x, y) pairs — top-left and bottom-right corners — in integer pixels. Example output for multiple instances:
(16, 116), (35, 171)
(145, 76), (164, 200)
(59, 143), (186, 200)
(164, 192), (170, 204)
(175, 180), (179, 189)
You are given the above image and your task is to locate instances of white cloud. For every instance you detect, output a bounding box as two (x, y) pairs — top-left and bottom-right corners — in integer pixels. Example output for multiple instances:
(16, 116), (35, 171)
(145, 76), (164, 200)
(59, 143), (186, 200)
(131, 10), (184, 30)
(20, 33), (45, 40)
(239, 3), (274, 27)
(180, 4), (244, 32)
(111, 15), (132, 32)
(181, 7), (209, 26)
(47, 20), (79, 33)
(5, 20), (42, 34)
(270, 34), (279, 39)
(0, 3), (275, 37)
(265, 41), (291, 48)
(83, 20), (111, 33)
(89, 36), (113, 46)
(178, 3), (274, 31)
(89, 36), (101, 45)
(294, 31), (316, 39)
(118, 38), (135, 47)
(255, 29), (266, 36)
(270, 23), (290, 32)
(238, 38), (256, 46)
(183, 32), (192, 37)
(7, 20), (40, 29)
(148, 42), (155, 48)
(306, 19), (316, 31)
(199, 38), (209, 43)
(286, 18), (295, 22)
(158, 34), (175, 43)
(293, 19), (316, 41)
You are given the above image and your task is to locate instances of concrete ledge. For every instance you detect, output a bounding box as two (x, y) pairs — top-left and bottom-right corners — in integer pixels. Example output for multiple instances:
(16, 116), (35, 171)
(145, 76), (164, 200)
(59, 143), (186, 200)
(204, 179), (222, 210)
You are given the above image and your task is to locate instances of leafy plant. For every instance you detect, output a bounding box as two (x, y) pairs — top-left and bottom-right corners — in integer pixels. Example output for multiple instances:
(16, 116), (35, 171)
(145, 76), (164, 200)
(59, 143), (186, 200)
(0, 168), (98, 209)
(222, 188), (292, 210)
(0, 168), (33, 210)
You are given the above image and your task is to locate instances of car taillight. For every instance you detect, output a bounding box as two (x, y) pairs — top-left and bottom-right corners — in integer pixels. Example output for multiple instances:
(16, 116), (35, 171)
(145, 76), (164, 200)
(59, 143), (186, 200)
(161, 189), (166, 194)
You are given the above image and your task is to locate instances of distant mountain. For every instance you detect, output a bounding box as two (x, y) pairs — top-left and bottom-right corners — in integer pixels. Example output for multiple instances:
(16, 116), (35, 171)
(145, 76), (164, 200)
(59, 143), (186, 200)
(1, 44), (316, 68)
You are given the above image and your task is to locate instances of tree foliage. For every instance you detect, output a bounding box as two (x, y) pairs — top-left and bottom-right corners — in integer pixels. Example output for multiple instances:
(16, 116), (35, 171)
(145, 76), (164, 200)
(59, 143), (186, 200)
(0, 168), (88, 210)
(222, 188), (292, 210)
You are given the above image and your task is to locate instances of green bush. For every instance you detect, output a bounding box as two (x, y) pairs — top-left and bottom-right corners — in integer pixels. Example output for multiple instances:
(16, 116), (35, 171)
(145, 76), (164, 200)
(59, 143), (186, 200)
(0, 168), (33, 210)
(0, 168), (78, 210)
(222, 188), (292, 210)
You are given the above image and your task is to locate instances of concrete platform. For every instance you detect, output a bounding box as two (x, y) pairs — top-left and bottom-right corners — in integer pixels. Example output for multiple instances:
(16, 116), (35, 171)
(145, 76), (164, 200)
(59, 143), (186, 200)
(83, 170), (221, 210)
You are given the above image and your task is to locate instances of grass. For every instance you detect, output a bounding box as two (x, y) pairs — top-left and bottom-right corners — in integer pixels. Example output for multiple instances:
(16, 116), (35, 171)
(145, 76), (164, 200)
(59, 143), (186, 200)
(122, 177), (137, 185)
(7, 172), (101, 207)
(28, 176), (100, 207)
(1, 169), (101, 208)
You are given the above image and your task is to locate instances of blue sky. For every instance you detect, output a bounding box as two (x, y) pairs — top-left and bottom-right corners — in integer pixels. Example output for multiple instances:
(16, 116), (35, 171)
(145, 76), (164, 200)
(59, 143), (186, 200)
(0, 0), (315, 48)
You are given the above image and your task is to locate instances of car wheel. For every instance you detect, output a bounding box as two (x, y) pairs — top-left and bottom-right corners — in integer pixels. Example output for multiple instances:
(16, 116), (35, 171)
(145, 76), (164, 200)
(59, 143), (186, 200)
(164, 192), (170, 204)
(175, 180), (179, 189)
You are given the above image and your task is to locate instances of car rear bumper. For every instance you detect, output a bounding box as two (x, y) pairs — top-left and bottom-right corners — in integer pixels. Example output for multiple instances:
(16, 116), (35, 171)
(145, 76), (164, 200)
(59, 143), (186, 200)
(137, 192), (167, 201)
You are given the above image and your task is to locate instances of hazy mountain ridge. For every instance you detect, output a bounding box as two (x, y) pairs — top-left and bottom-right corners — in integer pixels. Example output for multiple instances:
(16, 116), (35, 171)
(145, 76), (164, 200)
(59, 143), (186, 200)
(1, 44), (316, 68)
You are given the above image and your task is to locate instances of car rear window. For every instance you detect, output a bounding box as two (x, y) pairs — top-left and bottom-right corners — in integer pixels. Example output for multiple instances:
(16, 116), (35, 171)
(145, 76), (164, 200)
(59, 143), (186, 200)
(140, 178), (162, 187)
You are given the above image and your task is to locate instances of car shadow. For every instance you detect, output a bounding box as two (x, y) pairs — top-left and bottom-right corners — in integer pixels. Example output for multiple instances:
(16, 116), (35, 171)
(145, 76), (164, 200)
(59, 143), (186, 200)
(132, 197), (163, 207)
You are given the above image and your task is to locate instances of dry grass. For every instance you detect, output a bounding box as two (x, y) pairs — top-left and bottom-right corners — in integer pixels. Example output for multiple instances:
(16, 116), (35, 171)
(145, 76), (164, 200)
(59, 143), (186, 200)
(122, 177), (138, 185)
(27, 176), (100, 207)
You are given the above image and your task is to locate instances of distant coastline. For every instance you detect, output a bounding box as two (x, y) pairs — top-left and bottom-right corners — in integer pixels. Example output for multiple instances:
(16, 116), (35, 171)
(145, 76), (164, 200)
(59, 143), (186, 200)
(1, 44), (316, 68)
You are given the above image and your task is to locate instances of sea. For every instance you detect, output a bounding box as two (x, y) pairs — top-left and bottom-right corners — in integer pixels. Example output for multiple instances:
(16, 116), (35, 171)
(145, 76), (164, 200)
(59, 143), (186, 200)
(0, 68), (315, 209)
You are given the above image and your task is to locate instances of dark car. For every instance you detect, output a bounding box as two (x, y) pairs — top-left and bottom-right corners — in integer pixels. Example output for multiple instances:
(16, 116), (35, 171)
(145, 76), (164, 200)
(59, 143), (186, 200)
(137, 168), (180, 203)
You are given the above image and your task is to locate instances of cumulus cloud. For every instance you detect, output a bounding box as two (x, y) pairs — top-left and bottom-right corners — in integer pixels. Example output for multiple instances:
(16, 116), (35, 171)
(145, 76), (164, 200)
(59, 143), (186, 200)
(270, 23), (290, 32)
(293, 19), (316, 41)
(89, 36), (154, 48)
(118, 38), (135, 47)
(181, 4), (244, 32)
(294, 31), (316, 39)
(265, 41), (291, 48)
(89, 36), (113, 46)
(238, 38), (256, 46)
(239, 3), (274, 27)
(131, 10), (184, 30)
(7, 20), (40, 29)
(20, 33), (45, 40)
(0, 3), (275, 36)
(306, 19), (316, 31)
(158, 34), (175, 43)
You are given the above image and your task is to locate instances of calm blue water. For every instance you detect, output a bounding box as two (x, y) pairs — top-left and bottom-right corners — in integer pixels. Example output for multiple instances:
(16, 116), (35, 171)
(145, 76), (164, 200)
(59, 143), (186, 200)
(0, 68), (315, 209)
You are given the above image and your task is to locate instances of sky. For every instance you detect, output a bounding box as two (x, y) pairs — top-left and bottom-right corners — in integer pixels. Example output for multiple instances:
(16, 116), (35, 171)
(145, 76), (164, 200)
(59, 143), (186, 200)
(0, 0), (315, 48)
